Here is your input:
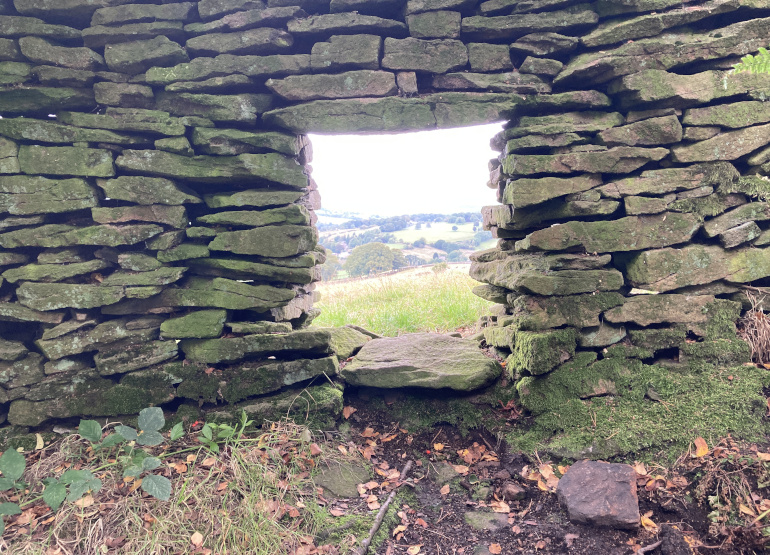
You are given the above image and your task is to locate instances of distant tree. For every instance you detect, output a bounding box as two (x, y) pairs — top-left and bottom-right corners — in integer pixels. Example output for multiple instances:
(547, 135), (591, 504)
(426, 222), (432, 228)
(413, 237), (426, 248)
(447, 250), (468, 262)
(432, 252), (439, 260)
(405, 254), (427, 266)
(415, 222), (422, 230)
(320, 250), (341, 281)
(451, 225), (458, 231)
(343, 242), (405, 277)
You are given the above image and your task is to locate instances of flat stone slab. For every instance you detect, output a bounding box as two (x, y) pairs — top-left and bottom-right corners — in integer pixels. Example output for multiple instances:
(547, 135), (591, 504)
(340, 333), (502, 391)
(556, 460), (640, 530)
(315, 461), (370, 498)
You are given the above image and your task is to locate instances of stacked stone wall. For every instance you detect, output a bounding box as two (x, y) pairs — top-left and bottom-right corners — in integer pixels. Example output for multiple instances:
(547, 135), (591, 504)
(0, 0), (768, 432)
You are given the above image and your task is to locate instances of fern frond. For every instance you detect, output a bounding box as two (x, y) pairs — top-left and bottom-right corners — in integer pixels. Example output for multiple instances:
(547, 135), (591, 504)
(733, 46), (770, 74)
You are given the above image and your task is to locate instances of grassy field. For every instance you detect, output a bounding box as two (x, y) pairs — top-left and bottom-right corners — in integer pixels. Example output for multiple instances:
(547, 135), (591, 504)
(313, 265), (492, 336)
(391, 222), (479, 243)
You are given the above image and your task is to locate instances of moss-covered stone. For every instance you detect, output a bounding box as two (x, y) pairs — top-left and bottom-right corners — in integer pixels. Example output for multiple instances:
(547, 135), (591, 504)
(198, 206), (310, 228)
(311, 33), (381, 71)
(0, 302), (64, 324)
(96, 176), (201, 206)
(0, 87), (95, 115)
(160, 309), (227, 339)
(2, 259), (110, 283)
(461, 6), (598, 41)
(267, 70), (397, 101)
(18, 145), (114, 177)
(511, 328), (578, 377)
(0, 223), (163, 248)
(203, 189), (304, 209)
(510, 292), (625, 331)
(95, 341), (178, 375)
(703, 203), (770, 237)
(502, 174), (601, 208)
(101, 267), (187, 287)
(0, 117), (149, 146)
(180, 328), (333, 364)
(157, 244), (210, 263)
(192, 128), (300, 157)
(104, 36), (189, 75)
(228, 321), (293, 334)
(58, 108), (185, 136)
(116, 149), (307, 188)
(326, 326), (371, 361)
(505, 111), (623, 139)
(516, 213), (701, 253)
(209, 224), (317, 257)
(0, 353), (44, 389)
(503, 146), (669, 177)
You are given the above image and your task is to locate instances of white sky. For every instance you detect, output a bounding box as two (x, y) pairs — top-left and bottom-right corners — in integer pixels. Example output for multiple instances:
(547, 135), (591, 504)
(308, 122), (503, 218)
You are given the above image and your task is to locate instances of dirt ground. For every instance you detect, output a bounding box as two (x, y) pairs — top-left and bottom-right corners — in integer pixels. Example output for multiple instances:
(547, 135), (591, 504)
(339, 391), (770, 555)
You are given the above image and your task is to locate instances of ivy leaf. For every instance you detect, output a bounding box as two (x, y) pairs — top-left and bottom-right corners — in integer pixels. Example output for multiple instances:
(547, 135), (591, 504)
(78, 420), (102, 443)
(115, 425), (138, 441)
(169, 422), (184, 441)
(98, 433), (124, 450)
(141, 474), (172, 501)
(142, 457), (161, 472)
(138, 407), (165, 432)
(0, 502), (20, 516)
(0, 449), (25, 483)
(137, 431), (164, 447)
(43, 484), (67, 511)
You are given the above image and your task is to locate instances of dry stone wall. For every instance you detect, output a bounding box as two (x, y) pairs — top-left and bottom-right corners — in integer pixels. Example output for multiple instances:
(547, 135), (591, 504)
(0, 0), (768, 433)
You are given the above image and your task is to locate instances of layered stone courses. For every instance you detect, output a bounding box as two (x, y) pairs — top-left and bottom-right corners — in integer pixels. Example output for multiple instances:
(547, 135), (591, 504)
(0, 0), (766, 435)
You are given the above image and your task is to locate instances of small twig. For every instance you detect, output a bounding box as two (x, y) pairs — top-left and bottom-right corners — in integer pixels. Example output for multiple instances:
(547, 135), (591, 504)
(637, 540), (662, 554)
(355, 460), (414, 555)
(316, 520), (355, 541)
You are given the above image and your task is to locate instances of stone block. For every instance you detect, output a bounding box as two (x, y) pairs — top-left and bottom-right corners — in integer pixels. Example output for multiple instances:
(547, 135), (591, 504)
(502, 174), (601, 208)
(0, 15), (81, 42)
(504, 147), (668, 177)
(104, 36), (189, 75)
(155, 136), (194, 156)
(467, 42), (512, 72)
(406, 0), (476, 14)
(511, 328), (578, 376)
(0, 61), (31, 86)
(203, 189), (302, 209)
(209, 224), (317, 257)
(516, 212), (702, 253)
(32, 67), (96, 88)
(510, 32), (578, 56)
(186, 7), (305, 36)
(0, 175), (99, 215)
(598, 115), (682, 147)
(17, 283), (126, 311)
(0, 39), (22, 62)
(396, 71), (418, 94)
(91, 2), (197, 26)
(288, 13), (408, 38)
(91, 205), (189, 229)
(18, 146), (114, 178)
(83, 22), (186, 49)
(432, 72), (548, 93)
(186, 28), (293, 57)
(0, 223), (163, 249)
(311, 34), (381, 71)
(0, 87), (95, 115)
(96, 176), (201, 205)
(382, 37), (468, 73)
(266, 70), (397, 101)
(198, 206), (310, 227)
(155, 92), (272, 123)
(58, 108), (185, 136)
(192, 128), (300, 156)
(407, 11), (461, 38)
(95, 341), (178, 375)
(462, 6), (598, 41)
(720, 221), (761, 248)
(598, 162), (738, 198)
(198, 0), (266, 20)
(115, 150), (308, 188)
(146, 54), (312, 85)
(519, 56), (562, 76)
(672, 124), (770, 163)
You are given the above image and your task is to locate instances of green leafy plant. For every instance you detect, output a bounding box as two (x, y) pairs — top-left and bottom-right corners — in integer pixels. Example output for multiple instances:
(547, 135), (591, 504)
(115, 407), (166, 447)
(733, 47), (770, 74)
(0, 449), (25, 533)
(197, 411), (254, 453)
(78, 419), (124, 451)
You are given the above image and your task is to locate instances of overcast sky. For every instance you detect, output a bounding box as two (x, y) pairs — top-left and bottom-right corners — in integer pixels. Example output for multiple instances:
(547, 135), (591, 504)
(308, 123), (503, 218)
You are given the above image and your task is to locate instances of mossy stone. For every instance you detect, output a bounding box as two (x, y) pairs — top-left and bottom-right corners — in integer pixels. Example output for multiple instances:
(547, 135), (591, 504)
(157, 244), (210, 263)
(58, 108), (185, 136)
(92, 205), (188, 229)
(315, 461), (370, 498)
(95, 341), (178, 375)
(101, 267), (186, 287)
(180, 329), (333, 364)
(192, 128), (300, 157)
(0, 353), (44, 388)
(145, 54), (312, 86)
(511, 328), (578, 377)
(0, 117), (149, 146)
(18, 145), (114, 178)
(227, 321), (293, 334)
(198, 206), (310, 228)
(510, 292), (625, 331)
(160, 309), (227, 339)
(104, 36), (189, 75)
(209, 225), (317, 257)
(17, 282), (126, 311)
(96, 176), (202, 205)
(326, 326), (371, 361)
(2, 259), (110, 283)
(0, 87), (95, 115)
(462, 6), (598, 41)
(0, 223), (164, 248)
(203, 189), (304, 209)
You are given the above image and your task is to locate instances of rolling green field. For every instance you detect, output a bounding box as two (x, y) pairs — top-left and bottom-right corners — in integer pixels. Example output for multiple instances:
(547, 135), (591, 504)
(391, 222), (480, 243)
(313, 265), (491, 336)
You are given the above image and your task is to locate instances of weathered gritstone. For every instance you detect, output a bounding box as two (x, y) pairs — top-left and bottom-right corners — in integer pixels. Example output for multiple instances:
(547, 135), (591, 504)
(0, 0), (765, 453)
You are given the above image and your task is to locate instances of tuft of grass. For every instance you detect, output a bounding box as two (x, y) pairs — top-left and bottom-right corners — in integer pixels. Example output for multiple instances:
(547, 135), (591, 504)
(313, 266), (493, 336)
(3, 420), (377, 554)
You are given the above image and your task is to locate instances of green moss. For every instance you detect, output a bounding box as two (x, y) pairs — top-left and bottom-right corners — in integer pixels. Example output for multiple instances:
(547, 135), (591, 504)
(702, 299), (742, 340)
(628, 327), (686, 351)
(511, 328), (578, 377)
(6, 431), (56, 452)
(681, 339), (751, 367)
(669, 194), (735, 217)
(604, 344), (654, 359)
(509, 362), (770, 462)
(719, 176), (770, 201)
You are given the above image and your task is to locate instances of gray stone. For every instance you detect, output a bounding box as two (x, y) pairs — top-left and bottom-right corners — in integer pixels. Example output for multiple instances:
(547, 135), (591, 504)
(0, 353), (44, 389)
(155, 92), (272, 123)
(598, 115), (682, 147)
(703, 203), (770, 237)
(407, 10), (461, 38)
(186, 7), (305, 36)
(0, 223), (163, 249)
(0, 302), (64, 324)
(467, 42), (512, 72)
(516, 213), (702, 253)
(287, 13), (408, 38)
(266, 70), (397, 101)
(0, 61), (31, 86)
(188, 257), (316, 284)
(104, 36), (189, 75)
(95, 82), (156, 109)
(197, 206), (310, 227)
(604, 294), (719, 328)
(510, 32), (578, 56)
(683, 126), (721, 141)
(209, 224), (317, 257)
(146, 54), (311, 85)
(227, 321), (292, 334)
(0, 339), (26, 362)
(57, 108), (185, 136)
(91, 205), (188, 229)
(116, 149), (307, 188)
(479, 0), (575, 15)
(192, 128), (299, 156)
(315, 462), (370, 498)
(505, 111), (624, 138)
(95, 341), (178, 375)
(198, 0), (266, 20)
(519, 56), (562, 76)
(164, 74), (253, 94)
(0, 176), (99, 215)
(327, 326), (371, 360)
(16, 283), (126, 311)
(160, 309), (227, 339)
(82, 22), (186, 49)
(672, 124), (770, 163)
(156, 243), (209, 263)
(203, 189), (303, 208)
(179, 328), (332, 364)
(155, 136), (194, 156)
(340, 333), (502, 390)
(100, 267), (187, 287)
(96, 176), (201, 205)
(579, 324), (627, 348)
(0, 137), (18, 174)
(310, 34), (381, 71)
(18, 146), (114, 178)
(506, 292), (625, 331)
(720, 221), (761, 248)
(186, 28), (293, 57)
(462, 6), (598, 41)
(2, 259), (110, 283)
(503, 147), (668, 177)
(556, 460), (640, 530)
(0, 15), (81, 42)
(432, 72), (549, 94)
(18, 37), (104, 71)
(557, 17), (770, 86)
(406, 0), (476, 14)
(32, 66), (96, 88)
(91, 2), (197, 26)
(464, 512), (509, 532)
(0, 87), (95, 115)
(598, 162), (738, 198)
(502, 174), (601, 208)
(382, 38), (468, 73)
